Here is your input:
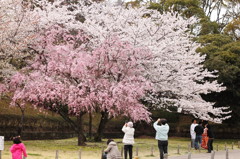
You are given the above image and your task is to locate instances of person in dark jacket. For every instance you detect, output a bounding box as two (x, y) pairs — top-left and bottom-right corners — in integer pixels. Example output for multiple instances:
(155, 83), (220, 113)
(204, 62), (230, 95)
(206, 124), (214, 153)
(194, 121), (204, 149)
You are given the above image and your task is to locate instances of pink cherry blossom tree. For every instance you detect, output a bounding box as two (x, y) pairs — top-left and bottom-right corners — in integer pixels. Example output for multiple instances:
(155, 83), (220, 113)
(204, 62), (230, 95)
(0, 0), (91, 137)
(2, 26), (152, 144)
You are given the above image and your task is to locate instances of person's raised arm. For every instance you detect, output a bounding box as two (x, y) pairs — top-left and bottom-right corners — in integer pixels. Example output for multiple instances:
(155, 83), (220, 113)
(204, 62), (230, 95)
(153, 118), (161, 131)
(122, 123), (128, 133)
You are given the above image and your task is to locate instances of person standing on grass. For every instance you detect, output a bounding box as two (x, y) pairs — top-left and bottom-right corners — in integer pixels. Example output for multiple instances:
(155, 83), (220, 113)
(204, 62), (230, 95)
(122, 121), (135, 159)
(153, 118), (169, 159)
(206, 123), (214, 153)
(10, 136), (27, 159)
(194, 121), (204, 150)
(190, 119), (197, 148)
(201, 123), (209, 149)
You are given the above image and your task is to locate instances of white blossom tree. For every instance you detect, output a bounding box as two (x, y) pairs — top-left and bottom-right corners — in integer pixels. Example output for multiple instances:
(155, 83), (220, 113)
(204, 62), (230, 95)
(0, 0), (42, 135)
(0, 0), (40, 79)
(71, 2), (230, 123)
(0, 0), (87, 79)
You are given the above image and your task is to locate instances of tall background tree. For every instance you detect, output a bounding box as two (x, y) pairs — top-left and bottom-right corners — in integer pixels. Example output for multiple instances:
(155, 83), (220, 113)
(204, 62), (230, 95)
(0, 0), (39, 80)
(79, 2), (230, 123)
(148, 0), (240, 124)
(0, 0), (42, 136)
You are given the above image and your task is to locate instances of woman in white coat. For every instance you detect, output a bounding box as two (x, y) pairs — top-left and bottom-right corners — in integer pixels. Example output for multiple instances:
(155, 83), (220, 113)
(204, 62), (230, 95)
(122, 122), (135, 159)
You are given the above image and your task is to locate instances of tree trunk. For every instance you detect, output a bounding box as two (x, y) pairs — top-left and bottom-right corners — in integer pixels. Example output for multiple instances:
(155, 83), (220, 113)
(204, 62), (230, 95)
(17, 103), (25, 136)
(88, 112), (92, 139)
(45, 103), (87, 145)
(77, 113), (87, 146)
(94, 111), (110, 142)
(58, 107), (87, 146)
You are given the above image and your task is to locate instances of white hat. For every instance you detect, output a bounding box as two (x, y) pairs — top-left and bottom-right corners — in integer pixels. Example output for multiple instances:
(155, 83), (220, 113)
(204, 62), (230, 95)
(127, 121), (133, 128)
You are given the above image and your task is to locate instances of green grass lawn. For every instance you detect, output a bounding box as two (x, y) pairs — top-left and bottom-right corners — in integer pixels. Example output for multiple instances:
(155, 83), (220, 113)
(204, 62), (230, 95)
(2, 137), (240, 159)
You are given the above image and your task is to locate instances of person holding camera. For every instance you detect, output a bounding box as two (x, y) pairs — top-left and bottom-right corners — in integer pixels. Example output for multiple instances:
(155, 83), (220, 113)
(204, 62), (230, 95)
(122, 121), (135, 159)
(153, 118), (169, 159)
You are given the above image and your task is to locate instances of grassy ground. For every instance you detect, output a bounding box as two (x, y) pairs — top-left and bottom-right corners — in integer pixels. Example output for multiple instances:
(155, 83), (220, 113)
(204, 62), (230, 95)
(2, 137), (240, 159)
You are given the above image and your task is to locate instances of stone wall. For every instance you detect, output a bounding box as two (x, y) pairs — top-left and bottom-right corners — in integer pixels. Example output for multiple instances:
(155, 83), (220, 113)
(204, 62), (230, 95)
(1, 113), (240, 140)
(0, 114), (76, 140)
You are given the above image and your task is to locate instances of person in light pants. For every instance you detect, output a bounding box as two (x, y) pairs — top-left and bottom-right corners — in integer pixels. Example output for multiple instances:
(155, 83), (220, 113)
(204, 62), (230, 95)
(190, 119), (197, 148)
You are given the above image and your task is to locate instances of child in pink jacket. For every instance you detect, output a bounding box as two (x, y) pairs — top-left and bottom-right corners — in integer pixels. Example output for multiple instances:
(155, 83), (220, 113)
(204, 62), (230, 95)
(10, 136), (27, 159)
